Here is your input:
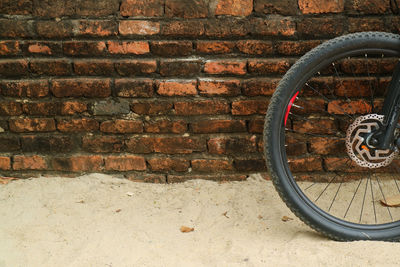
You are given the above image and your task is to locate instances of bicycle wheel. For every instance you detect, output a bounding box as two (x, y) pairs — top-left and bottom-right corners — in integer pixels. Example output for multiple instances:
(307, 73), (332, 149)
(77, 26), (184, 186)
(264, 32), (400, 241)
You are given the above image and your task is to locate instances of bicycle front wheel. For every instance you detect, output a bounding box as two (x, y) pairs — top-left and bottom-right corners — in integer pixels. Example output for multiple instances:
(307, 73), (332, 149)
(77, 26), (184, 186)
(265, 32), (400, 241)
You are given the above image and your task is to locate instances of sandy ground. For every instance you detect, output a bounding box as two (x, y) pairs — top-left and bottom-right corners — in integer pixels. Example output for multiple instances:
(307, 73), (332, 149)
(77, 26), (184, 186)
(1, 174), (400, 267)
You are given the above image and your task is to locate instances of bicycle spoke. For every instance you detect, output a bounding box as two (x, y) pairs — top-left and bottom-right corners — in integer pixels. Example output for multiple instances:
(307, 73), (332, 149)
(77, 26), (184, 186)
(328, 176), (343, 212)
(359, 175), (369, 223)
(369, 173), (377, 224)
(344, 178), (363, 219)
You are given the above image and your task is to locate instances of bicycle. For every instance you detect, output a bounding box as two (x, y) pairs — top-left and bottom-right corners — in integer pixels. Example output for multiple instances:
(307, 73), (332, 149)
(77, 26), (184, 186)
(264, 31), (400, 241)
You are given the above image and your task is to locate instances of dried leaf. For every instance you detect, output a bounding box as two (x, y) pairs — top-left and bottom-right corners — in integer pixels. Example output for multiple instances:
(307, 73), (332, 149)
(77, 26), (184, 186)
(0, 177), (17, 185)
(115, 209), (122, 213)
(380, 194), (400, 207)
(76, 200), (85, 204)
(282, 216), (293, 222)
(222, 211), (229, 218)
(258, 215), (263, 219)
(180, 226), (194, 233)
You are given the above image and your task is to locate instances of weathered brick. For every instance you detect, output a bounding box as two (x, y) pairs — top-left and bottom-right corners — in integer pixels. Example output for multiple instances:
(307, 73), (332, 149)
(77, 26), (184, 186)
(63, 41), (107, 56)
(248, 119), (264, 133)
(0, 0), (32, 15)
(0, 157), (11, 170)
(248, 59), (290, 74)
(276, 40), (321, 55)
(208, 136), (258, 155)
(0, 80), (48, 98)
(144, 120), (187, 133)
(0, 19), (33, 38)
(251, 17), (295, 36)
(27, 42), (60, 55)
(22, 102), (60, 115)
(196, 41), (235, 54)
(10, 118), (55, 132)
(165, 0), (208, 18)
(231, 100), (269, 115)
(100, 120), (143, 134)
(148, 158), (189, 172)
(289, 157), (323, 172)
(348, 18), (385, 32)
(198, 79), (241, 96)
(61, 101), (87, 115)
(236, 40), (274, 55)
(52, 155), (103, 172)
(345, 0), (389, 14)
(82, 135), (124, 152)
(0, 137), (20, 152)
(105, 155), (146, 171)
(292, 118), (337, 135)
(51, 78), (111, 98)
(115, 79), (154, 97)
(150, 41), (193, 56)
(159, 60), (201, 77)
(73, 59), (114, 76)
(157, 80), (197, 96)
(205, 18), (250, 37)
(204, 60), (246, 75)
(13, 155), (47, 170)
(107, 41), (149, 55)
(299, 0), (344, 14)
(30, 59), (72, 76)
(175, 100), (230, 115)
(192, 159), (234, 172)
(309, 137), (345, 155)
(126, 137), (205, 154)
(234, 158), (266, 171)
(0, 59), (28, 77)
(0, 102), (22, 115)
(327, 100), (371, 115)
(242, 78), (278, 96)
(93, 99), (130, 115)
(191, 120), (246, 133)
(132, 101), (173, 115)
(120, 0), (164, 17)
(115, 60), (157, 76)
(167, 174), (247, 183)
(57, 118), (99, 132)
(119, 20), (160, 35)
(21, 136), (75, 153)
(77, 20), (117, 36)
(36, 20), (75, 38)
(0, 41), (20, 56)
(298, 18), (344, 37)
(126, 173), (166, 183)
(161, 20), (205, 37)
(254, 0), (298, 15)
(215, 0), (253, 16)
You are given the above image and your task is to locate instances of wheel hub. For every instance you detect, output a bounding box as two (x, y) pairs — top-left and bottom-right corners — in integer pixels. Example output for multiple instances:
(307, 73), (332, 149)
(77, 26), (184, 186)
(346, 114), (398, 168)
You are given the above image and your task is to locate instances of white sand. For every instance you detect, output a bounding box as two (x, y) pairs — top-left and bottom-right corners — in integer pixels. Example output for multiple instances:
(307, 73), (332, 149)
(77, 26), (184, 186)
(1, 173), (400, 266)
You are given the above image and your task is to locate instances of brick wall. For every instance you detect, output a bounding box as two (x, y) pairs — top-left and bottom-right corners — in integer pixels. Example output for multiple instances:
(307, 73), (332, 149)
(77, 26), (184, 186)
(0, 0), (398, 182)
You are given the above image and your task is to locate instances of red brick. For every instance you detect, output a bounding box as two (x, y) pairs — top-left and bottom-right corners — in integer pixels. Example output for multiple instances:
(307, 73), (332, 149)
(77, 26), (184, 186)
(248, 119), (264, 133)
(204, 60), (246, 75)
(251, 18), (295, 36)
(52, 156), (103, 172)
(0, 157), (11, 170)
(0, 102), (22, 115)
(236, 40), (274, 55)
(82, 135), (124, 152)
(215, 0), (253, 16)
(77, 20), (117, 36)
(107, 41), (149, 55)
(327, 100), (372, 115)
(57, 118), (99, 132)
(0, 80), (49, 98)
(9, 118), (55, 132)
(309, 137), (345, 155)
(144, 120), (187, 134)
(191, 119), (246, 133)
(276, 40), (321, 55)
(161, 20), (205, 37)
(132, 101), (173, 115)
(22, 102), (60, 115)
(345, 0), (389, 14)
(348, 18), (384, 32)
(157, 80), (197, 96)
(159, 60), (201, 77)
(51, 79), (111, 98)
(63, 41), (107, 56)
(13, 155), (47, 170)
(168, 174), (247, 183)
(61, 102), (87, 115)
(115, 79), (154, 97)
(289, 157), (323, 172)
(293, 118), (337, 135)
(0, 59), (28, 77)
(242, 78), (278, 96)
(105, 155), (146, 171)
(28, 43), (52, 54)
(208, 136), (258, 155)
(148, 158), (190, 172)
(126, 137), (205, 154)
(165, 0), (208, 18)
(36, 20), (74, 38)
(175, 100), (230, 115)
(196, 41), (235, 54)
(205, 18), (250, 37)
(254, 0), (298, 15)
(0, 41), (20, 55)
(73, 59), (114, 76)
(119, 20), (160, 35)
(27, 42), (61, 55)
(231, 100), (269, 115)
(150, 41), (193, 56)
(299, 0), (344, 13)
(298, 18), (344, 37)
(100, 120), (143, 134)
(192, 159), (234, 172)
(115, 60), (157, 76)
(248, 59), (290, 74)
(120, 0), (164, 17)
(198, 79), (240, 96)
(30, 59), (71, 76)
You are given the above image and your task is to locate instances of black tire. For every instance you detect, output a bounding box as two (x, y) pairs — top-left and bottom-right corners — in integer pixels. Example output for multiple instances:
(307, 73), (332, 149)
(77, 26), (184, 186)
(264, 32), (400, 241)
